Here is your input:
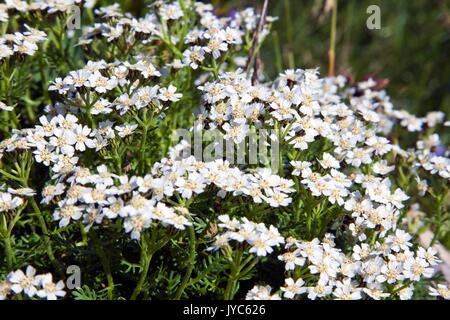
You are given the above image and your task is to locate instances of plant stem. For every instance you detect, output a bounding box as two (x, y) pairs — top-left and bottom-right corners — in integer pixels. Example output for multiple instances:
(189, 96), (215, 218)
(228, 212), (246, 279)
(224, 250), (242, 300)
(3, 236), (14, 270)
(431, 194), (444, 246)
(328, 0), (338, 76)
(239, 256), (258, 277)
(21, 166), (60, 272)
(138, 109), (149, 175)
(174, 226), (196, 299)
(272, 31), (284, 73)
(131, 251), (153, 300)
(284, 0), (295, 69)
(246, 0), (269, 77)
(29, 197), (58, 266)
(90, 230), (114, 299)
(224, 268), (239, 300)
(130, 232), (155, 300)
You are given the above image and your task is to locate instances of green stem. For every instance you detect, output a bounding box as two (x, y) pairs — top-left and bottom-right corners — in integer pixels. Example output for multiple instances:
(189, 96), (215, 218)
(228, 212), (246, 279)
(174, 226), (196, 299)
(29, 197), (58, 265)
(224, 250), (242, 300)
(138, 109), (149, 175)
(239, 256), (258, 277)
(90, 230), (114, 299)
(328, 0), (338, 76)
(3, 236), (14, 270)
(284, 0), (295, 68)
(21, 165), (60, 272)
(130, 232), (156, 300)
(431, 194), (444, 246)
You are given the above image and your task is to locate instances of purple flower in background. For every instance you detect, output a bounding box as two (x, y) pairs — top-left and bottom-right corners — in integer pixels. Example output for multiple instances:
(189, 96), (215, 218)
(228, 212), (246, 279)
(434, 145), (446, 157)
(229, 8), (237, 20)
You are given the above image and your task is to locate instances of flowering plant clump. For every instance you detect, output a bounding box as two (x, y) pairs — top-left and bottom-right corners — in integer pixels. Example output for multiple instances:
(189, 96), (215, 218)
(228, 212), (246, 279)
(0, 0), (449, 301)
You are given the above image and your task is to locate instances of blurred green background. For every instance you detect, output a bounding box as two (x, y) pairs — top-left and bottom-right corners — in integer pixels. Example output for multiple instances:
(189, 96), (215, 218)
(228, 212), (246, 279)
(109, 0), (450, 117)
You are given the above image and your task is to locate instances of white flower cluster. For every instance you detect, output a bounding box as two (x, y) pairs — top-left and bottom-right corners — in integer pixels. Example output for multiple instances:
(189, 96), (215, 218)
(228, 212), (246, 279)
(429, 283), (450, 300)
(197, 68), (449, 179)
(1, 0), (94, 19)
(0, 265), (65, 300)
(0, 0), (448, 301)
(0, 25), (46, 60)
(245, 285), (281, 300)
(46, 163), (193, 239)
(196, 67), (449, 245)
(26, 114), (112, 175)
(340, 79), (449, 179)
(247, 233), (440, 300)
(152, 150), (295, 207)
(415, 134), (450, 179)
(36, 140), (292, 239)
(49, 59), (182, 116)
(208, 214), (284, 257)
(196, 70), (267, 143)
(79, 1), (273, 72)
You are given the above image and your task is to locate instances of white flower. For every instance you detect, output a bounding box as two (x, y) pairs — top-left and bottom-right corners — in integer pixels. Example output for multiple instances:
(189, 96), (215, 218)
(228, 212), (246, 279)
(377, 260), (404, 284)
(248, 233), (275, 256)
(319, 152), (340, 169)
(306, 278), (333, 300)
(134, 85), (159, 109)
(53, 203), (83, 227)
(183, 46), (205, 69)
(0, 101), (13, 111)
(0, 192), (23, 212)
(417, 247), (440, 266)
(87, 71), (117, 93)
(365, 136), (392, 156)
(403, 257), (433, 281)
(8, 187), (35, 197)
(278, 251), (305, 271)
(41, 183), (65, 204)
(91, 98), (113, 115)
(115, 123), (138, 138)
(395, 284), (414, 300)
(165, 214), (192, 230)
(217, 214), (240, 230)
(73, 125), (96, 151)
(222, 123), (249, 144)
(0, 281), (11, 300)
(102, 196), (125, 219)
(7, 266), (39, 298)
(150, 202), (175, 222)
(429, 284), (450, 300)
(49, 128), (76, 155)
(158, 85), (182, 102)
(159, 3), (183, 21)
(36, 273), (66, 300)
(175, 173), (206, 199)
(204, 36), (228, 59)
(362, 283), (390, 300)
(281, 278), (306, 299)
(333, 278), (362, 300)
(246, 285), (281, 300)
(290, 161), (311, 176)
(373, 160), (395, 175)
(68, 69), (92, 88)
(385, 229), (412, 252)
(124, 212), (152, 240)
